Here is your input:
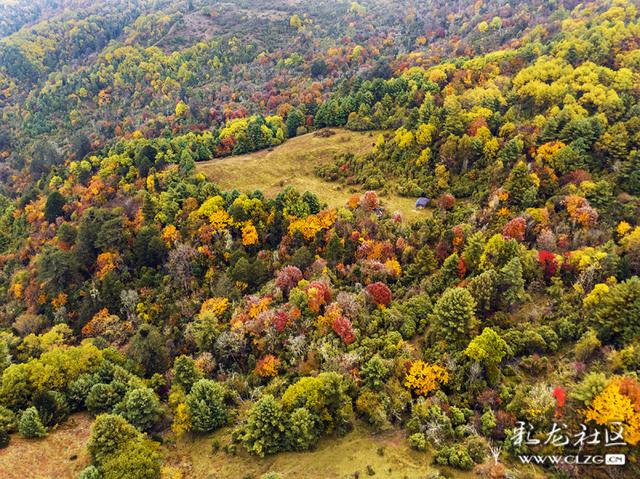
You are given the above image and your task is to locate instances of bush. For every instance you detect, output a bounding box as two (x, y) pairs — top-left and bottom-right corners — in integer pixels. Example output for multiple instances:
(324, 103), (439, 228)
(431, 287), (477, 349)
(100, 438), (161, 479)
(361, 355), (390, 390)
(261, 473), (282, 479)
(68, 373), (97, 411)
(465, 436), (487, 463)
(366, 282), (392, 307)
(86, 383), (122, 415)
(408, 432), (427, 451)
(281, 372), (353, 434)
(0, 405), (17, 432)
(186, 379), (227, 433)
(467, 269), (498, 314)
(18, 406), (47, 438)
(448, 445), (474, 470)
(286, 407), (319, 451)
(172, 355), (201, 392)
(126, 324), (170, 376)
(407, 403), (453, 443)
(592, 277), (640, 345)
(44, 191), (65, 223)
(356, 389), (389, 432)
(434, 444), (474, 470)
(574, 329), (601, 361)
(571, 372), (608, 406)
(241, 394), (286, 456)
(78, 465), (102, 479)
(88, 414), (139, 464)
(32, 389), (69, 426)
(480, 409), (497, 437)
(115, 387), (162, 431)
(449, 406), (469, 427)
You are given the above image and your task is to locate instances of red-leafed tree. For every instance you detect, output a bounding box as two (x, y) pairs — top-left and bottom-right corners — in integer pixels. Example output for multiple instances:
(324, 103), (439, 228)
(332, 315), (355, 344)
(538, 250), (558, 279)
(553, 386), (566, 417)
(366, 281), (392, 307)
(275, 265), (303, 296)
(502, 217), (526, 242)
(437, 193), (456, 211)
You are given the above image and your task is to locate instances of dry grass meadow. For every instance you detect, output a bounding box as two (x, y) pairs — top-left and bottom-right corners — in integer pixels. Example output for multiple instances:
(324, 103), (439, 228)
(196, 129), (431, 222)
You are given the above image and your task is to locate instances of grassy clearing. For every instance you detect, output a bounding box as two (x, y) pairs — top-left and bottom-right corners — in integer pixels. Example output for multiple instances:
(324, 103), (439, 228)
(196, 129), (431, 222)
(163, 424), (474, 479)
(0, 414), (519, 479)
(0, 413), (91, 479)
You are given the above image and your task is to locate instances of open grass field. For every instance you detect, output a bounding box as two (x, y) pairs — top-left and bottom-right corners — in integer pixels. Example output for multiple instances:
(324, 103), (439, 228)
(163, 424), (475, 479)
(0, 413), (92, 479)
(196, 129), (431, 222)
(0, 414), (520, 479)
(0, 418), (474, 479)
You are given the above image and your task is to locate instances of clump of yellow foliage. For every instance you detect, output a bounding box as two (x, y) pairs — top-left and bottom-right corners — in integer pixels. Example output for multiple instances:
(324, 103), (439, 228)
(404, 361), (449, 396)
(584, 378), (640, 445)
(288, 210), (336, 240)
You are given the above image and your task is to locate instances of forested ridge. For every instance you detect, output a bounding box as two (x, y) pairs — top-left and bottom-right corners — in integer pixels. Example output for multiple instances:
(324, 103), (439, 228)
(0, 1), (639, 478)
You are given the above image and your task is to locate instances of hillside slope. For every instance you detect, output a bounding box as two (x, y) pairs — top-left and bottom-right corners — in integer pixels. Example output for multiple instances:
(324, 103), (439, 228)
(0, 1), (639, 479)
(197, 128), (429, 219)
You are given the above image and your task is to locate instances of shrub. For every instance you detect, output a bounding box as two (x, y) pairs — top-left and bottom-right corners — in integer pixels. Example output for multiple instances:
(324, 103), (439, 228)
(0, 405), (17, 432)
(275, 266), (303, 296)
(437, 193), (456, 210)
(408, 432), (427, 451)
(498, 257), (526, 309)
(366, 282), (392, 307)
(86, 383), (121, 415)
(538, 250), (558, 279)
(449, 407), (467, 427)
(574, 329), (601, 361)
(241, 394), (286, 456)
(407, 403), (454, 443)
(435, 444), (474, 470)
(68, 373), (97, 411)
(465, 436), (487, 463)
(592, 277), (640, 345)
(78, 465), (102, 479)
(44, 191), (66, 223)
(467, 269), (498, 315)
(100, 438), (161, 479)
(431, 287), (477, 349)
(286, 407), (319, 451)
(32, 390), (69, 427)
(404, 361), (449, 396)
(356, 389), (389, 432)
(480, 409), (497, 436)
(18, 407), (46, 438)
(186, 379), (227, 433)
(172, 355), (201, 392)
(88, 414), (140, 464)
(465, 327), (509, 384)
(126, 324), (170, 377)
(361, 355), (390, 390)
(502, 217), (526, 241)
(115, 387), (162, 431)
(571, 372), (608, 406)
(261, 473), (282, 479)
(281, 372), (353, 434)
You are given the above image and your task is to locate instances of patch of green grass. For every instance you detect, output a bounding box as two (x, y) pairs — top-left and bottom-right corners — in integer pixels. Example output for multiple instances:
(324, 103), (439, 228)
(196, 129), (432, 222)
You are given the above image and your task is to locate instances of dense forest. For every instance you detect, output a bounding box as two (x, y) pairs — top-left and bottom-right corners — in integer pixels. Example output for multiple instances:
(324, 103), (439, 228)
(0, 1), (639, 478)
